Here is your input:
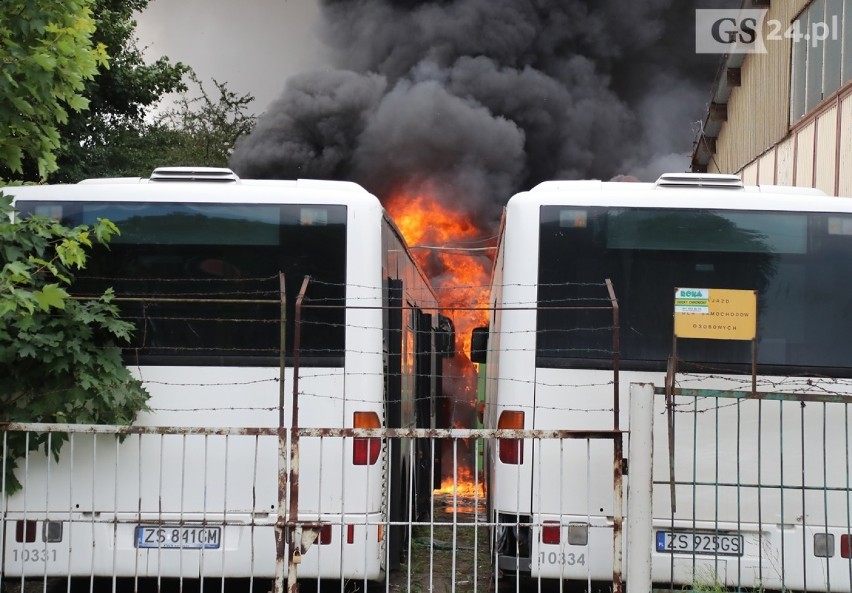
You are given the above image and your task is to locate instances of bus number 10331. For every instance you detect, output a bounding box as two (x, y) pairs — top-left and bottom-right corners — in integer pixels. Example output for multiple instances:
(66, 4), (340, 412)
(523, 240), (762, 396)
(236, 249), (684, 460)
(539, 552), (586, 566)
(12, 549), (58, 563)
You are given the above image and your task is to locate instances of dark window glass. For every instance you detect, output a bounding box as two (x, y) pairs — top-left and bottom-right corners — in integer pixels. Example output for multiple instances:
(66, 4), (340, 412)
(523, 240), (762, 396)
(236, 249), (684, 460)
(791, 20), (809, 121)
(17, 201), (347, 367)
(537, 206), (852, 375)
(806, 0), (827, 112)
(790, 0), (852, 121)
(824, 0), (843, 96)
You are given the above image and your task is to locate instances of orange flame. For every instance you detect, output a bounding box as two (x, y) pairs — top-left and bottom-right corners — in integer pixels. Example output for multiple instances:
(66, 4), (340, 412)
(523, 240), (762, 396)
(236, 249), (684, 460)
(386, 193), (492, 357)
(435, 464), (486, 498)
(386, 191), (494, 498)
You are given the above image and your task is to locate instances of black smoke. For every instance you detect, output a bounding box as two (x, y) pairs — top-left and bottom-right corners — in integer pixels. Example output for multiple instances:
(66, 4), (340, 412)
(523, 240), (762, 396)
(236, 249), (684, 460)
(230, 0), (732, 226)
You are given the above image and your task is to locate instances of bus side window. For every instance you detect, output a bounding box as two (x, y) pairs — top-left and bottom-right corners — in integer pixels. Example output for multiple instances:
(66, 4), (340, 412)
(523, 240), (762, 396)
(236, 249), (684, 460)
(436, 314), (455, 358)
(470, 326), (489, 363)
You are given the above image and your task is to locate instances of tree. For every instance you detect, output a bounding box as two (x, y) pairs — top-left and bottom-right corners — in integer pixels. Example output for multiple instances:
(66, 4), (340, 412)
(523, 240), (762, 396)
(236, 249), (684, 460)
(0, 194), (150, 493)
(0, 1), (153, 494)
(0, 0), (108, 179)
(149, 72), (258, 168)
(4, 0), (190, 183)
(41, 72), (258, 178)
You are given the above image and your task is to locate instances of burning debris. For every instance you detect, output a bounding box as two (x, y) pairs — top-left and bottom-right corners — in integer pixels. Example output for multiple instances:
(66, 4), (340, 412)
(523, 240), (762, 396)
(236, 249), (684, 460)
(387, 192), (492, 352)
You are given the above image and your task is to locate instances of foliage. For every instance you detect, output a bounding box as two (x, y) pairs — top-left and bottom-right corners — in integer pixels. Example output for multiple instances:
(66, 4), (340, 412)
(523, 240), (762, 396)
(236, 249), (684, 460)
(0, 0), (108, 179)
(4, 0), (189, 183)
(689, 566), (741, 593)
(0, 193), (149, 493)
(152, 71), (258, 168)
(65, 72), (258, 177)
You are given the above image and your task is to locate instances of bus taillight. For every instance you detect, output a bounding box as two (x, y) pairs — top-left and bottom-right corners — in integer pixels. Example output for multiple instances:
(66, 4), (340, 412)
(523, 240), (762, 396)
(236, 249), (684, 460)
(353, 411), (381, 465)
(15, 520), (36, 543)
(498, 410), (524, 464)
(542, 521), (561, 544)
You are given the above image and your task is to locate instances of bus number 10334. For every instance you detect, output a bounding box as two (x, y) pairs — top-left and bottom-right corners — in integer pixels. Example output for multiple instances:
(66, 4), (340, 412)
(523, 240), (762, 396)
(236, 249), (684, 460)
(539, 552), (586, 566)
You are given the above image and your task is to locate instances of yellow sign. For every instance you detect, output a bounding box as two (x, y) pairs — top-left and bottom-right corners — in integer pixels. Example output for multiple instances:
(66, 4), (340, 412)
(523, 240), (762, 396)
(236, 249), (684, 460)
(673, 288), (757, 341)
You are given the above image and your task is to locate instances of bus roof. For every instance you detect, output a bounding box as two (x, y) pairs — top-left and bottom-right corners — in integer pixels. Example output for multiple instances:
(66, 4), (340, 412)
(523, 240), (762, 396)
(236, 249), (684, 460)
(2, 167), (381, 209)
(79, 166), (370, 195)
(515, 173), (852, 214)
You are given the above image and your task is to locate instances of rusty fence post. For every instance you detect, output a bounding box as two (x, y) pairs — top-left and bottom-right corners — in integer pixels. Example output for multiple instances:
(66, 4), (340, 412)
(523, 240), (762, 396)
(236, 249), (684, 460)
(605, 279), (624, 593)
(287, 277), (311, 593)
(275, 273), (287, 593)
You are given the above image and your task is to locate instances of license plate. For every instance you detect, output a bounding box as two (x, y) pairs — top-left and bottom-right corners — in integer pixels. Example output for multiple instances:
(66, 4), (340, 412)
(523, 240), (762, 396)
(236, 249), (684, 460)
(656, 531), (743, 556)
(135, 526), (221, 549)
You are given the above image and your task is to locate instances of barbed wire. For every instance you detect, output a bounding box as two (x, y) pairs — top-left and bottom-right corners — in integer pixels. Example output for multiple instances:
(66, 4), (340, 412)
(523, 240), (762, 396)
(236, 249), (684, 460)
(19, 275), (852, 426)
(72, 276), (609, 292)
(12, 365), (852, 420)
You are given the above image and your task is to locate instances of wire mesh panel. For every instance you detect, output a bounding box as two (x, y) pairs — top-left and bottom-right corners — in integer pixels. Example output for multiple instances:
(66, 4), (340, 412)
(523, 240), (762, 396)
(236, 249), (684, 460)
(645, 382), (852, 593)
(1, 424), (282, 593)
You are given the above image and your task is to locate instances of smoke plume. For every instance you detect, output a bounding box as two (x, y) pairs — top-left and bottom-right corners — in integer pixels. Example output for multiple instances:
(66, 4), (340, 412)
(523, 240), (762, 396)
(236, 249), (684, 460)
(230, 0), (731, 226)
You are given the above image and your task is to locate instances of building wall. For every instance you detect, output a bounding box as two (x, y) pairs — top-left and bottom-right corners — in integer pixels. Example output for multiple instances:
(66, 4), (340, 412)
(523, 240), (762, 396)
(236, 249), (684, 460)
(840, 95), (852, 194)
(710, 1), (808, 173)
(706, 0), (852, 197)
(713, 89), (852, 195)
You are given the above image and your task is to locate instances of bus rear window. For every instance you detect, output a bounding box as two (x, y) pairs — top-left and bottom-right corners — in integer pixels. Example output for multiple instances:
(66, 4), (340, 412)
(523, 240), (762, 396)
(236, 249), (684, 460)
(605, 209), (808, 254)
(17, 201), (348, 367)
(537, 205), (852, 374)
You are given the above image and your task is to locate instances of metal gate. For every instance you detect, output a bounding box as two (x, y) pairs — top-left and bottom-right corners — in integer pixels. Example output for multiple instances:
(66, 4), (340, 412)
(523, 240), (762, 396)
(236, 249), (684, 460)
(1, 424), (625, 593)
(11, 383), (849, 593)
(627, 382), (852, 593)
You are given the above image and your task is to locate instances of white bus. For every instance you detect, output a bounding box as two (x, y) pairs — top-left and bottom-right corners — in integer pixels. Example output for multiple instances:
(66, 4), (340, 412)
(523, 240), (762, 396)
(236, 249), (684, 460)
(1, 167), (452, 585)
(473, 173), (852, 591)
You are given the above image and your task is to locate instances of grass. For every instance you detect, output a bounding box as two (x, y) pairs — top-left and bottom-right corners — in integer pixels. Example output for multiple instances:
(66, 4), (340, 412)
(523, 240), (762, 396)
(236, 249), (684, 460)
(390, 493), (493, 593)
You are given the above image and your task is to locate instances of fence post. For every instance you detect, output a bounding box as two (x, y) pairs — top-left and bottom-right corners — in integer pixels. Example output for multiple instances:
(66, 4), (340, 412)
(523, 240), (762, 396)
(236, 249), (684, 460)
(627, 382), (654, 593)
(275, 273), (287, 593)
(605, 279), (624, 593)
(287, 277), (311, 593)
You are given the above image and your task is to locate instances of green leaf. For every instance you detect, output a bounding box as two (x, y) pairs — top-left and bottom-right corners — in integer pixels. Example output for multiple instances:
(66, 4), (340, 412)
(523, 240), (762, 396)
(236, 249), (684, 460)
(31, 53), (57, 71)
(55, 239), (86, 268)
(94, 218), (119, 243)
(65, 93), (89, 112)
(0, 300), (17, 317)
(17, 343), (38, 358)
(9, 95), (35, 115)
(2, 261), (31, 283)
(34, 283), (68, 311)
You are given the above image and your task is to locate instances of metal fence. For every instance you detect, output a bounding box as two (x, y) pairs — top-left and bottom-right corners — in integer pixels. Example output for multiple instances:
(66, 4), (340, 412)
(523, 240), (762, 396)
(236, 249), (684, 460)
(0, 423), (624, 593)
(629, 381), (852, 593)
(4, 381), (852, 593)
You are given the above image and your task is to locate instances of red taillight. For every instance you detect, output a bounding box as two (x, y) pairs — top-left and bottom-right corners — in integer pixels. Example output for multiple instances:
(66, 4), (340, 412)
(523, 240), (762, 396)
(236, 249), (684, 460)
(353, 411), (381, 465)
(319, 524), (332, 545)
(16, 520), (36, 543)
(498, 410), (524, 464)
(347, 524), (355, 544)
(842, 534), (852, 558)
(542, 521), (561, 545)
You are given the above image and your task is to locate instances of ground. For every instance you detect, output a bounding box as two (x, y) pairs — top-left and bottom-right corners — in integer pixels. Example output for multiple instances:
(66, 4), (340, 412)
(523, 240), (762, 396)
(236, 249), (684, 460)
(390, 492), (493, 593)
